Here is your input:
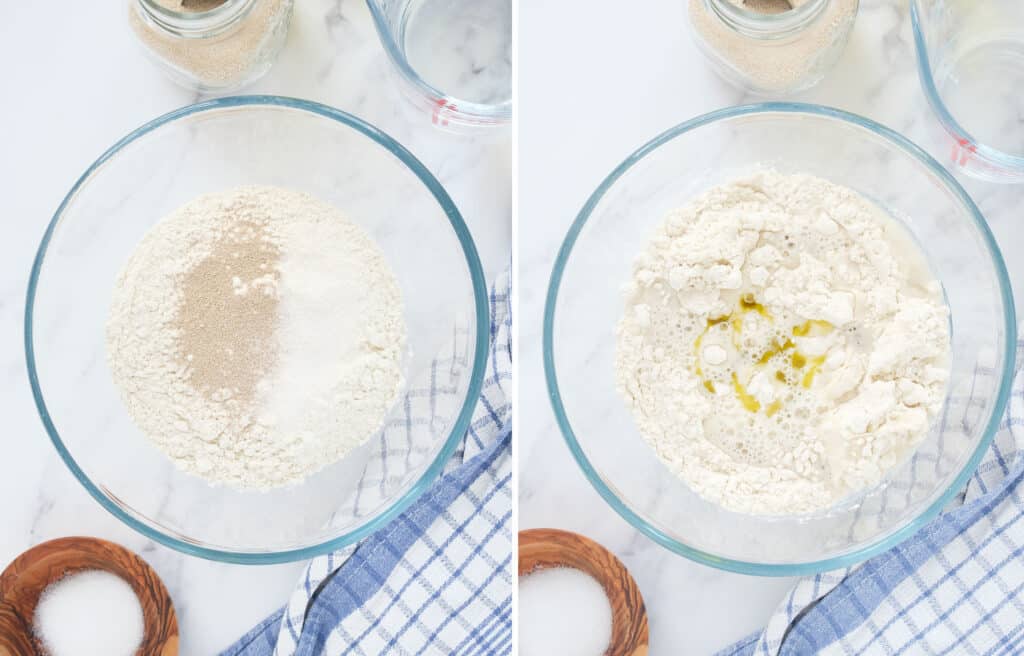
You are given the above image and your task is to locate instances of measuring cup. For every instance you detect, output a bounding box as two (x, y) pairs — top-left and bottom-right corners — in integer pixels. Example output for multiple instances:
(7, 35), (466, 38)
(367, 0), (512, 131)
(912, 0), (1024, 183)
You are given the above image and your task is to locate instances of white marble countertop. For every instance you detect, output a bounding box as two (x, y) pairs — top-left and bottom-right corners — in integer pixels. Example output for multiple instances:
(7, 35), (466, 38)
(4, 0), (1023, 653)
(0, 1), (509, 653)
(518, 0), (1023, 653)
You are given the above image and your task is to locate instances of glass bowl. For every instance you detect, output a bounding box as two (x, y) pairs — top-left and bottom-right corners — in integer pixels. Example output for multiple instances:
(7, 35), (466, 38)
(26, 96), (488, 564)
(544, 103), (1016, 576)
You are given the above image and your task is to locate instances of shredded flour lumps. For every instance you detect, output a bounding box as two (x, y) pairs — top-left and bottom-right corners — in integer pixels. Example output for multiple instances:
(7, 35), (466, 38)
(616, 171), (951, 515)
(106, 186), (406, 489)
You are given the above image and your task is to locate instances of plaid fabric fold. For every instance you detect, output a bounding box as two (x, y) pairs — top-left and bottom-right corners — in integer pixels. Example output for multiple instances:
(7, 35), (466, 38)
(719, 339), (1024, 656)
(224, 269), (512, 656)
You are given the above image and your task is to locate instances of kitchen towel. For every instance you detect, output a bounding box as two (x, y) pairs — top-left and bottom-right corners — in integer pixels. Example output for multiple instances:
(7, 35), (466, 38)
(720, 340), (1024, 656)
(223, 269), (512, 656)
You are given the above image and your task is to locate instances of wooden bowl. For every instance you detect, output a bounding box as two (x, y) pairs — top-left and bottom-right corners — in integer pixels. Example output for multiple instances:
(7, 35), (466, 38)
(0, 537), (178, 656)
(519, 528), (648, 656)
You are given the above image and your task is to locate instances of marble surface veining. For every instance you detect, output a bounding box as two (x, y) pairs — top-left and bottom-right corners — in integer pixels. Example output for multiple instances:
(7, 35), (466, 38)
(518, 0), (1023, 653)
(4, 0), (1024, 654)
(0, 1), (510, 653)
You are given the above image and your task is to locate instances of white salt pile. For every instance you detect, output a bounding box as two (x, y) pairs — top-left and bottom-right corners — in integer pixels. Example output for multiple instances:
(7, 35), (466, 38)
(34, 570), (144, 656)
(519, 566), (612, 656)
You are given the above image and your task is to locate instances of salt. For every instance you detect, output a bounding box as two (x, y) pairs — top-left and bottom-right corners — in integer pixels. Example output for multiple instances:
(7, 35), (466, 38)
(34, 570), (144, 656)
(519, 567), (612, 656)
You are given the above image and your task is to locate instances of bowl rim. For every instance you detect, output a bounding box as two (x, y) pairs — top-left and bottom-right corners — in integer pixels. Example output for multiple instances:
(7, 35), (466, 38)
(24, 95), (491, 565)
(543, 101), (1017, 577)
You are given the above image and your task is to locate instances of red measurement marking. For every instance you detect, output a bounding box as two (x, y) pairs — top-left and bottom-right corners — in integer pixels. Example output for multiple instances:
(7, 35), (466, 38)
(951, 136), (977, 167)
(431, 97), (458, 127)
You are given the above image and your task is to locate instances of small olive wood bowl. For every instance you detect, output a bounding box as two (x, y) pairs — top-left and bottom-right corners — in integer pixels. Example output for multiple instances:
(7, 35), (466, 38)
(519, 528), (648, 656)
(0, 537), (178, 656)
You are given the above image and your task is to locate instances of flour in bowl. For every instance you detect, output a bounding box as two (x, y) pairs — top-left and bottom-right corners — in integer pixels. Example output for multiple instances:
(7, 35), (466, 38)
(616, 171), (950, 515)
(106, 186), (406, 489)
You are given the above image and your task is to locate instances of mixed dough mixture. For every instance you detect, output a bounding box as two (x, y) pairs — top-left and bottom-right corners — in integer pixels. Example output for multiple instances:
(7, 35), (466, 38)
(616, 171), (951, 515)
(107, 186), (406, 489)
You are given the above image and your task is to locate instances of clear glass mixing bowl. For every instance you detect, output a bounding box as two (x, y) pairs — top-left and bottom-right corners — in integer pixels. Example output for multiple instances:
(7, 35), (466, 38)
(544, 103), (1016, 576)
(26, 96), (488, 564)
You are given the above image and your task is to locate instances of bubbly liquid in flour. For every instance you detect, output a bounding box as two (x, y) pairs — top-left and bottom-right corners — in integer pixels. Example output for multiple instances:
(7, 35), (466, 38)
(616, 171), (951, 516)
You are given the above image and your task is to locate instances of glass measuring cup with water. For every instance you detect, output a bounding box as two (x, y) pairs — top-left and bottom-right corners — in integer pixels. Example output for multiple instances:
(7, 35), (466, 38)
(912, 0), (1024, 183)
(367, 0), (512, 130)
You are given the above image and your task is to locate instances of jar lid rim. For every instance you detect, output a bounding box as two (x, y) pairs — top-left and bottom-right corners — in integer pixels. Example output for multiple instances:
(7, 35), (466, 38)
(708, 0), (831, 38)
(135, 0), (256, 37)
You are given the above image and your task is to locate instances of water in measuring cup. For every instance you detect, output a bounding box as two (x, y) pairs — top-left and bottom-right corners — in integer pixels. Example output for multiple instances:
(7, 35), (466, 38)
(936, 38), (1024, 158)
(401, 0), (512, 106)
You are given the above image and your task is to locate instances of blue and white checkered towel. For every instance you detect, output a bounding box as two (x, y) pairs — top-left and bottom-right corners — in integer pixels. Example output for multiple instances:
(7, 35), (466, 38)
(720, 340), (1024, 656)
(224, 270), (512, 656)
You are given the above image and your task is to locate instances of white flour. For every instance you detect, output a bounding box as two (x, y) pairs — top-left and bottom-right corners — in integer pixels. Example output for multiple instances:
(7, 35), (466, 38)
(616, 171), (950, 515)
(106, 186), (406, 489)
